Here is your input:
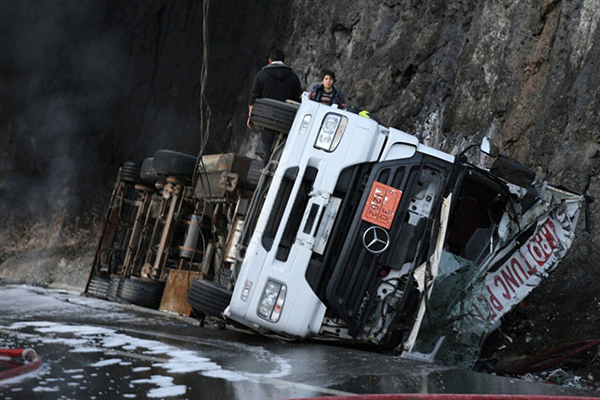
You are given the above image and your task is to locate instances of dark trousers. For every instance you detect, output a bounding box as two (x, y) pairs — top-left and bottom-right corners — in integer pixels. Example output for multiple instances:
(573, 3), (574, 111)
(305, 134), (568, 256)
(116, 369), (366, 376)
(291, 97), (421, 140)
(261, 129), (276, 167)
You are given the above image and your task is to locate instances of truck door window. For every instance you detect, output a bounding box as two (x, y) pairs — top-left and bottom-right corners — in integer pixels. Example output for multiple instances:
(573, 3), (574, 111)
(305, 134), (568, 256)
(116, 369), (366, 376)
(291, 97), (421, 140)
(445, 171), (507, 262)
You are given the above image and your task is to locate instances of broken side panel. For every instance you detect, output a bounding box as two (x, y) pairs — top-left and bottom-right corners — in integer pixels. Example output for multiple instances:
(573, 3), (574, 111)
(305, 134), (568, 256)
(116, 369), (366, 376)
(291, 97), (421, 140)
(410, 176), (584, 368)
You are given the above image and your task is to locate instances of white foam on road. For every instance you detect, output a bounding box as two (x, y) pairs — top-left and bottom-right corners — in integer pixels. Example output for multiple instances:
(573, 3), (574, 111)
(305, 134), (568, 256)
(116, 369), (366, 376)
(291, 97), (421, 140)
(0, 286), (348, 399)
(2, 320), (293, 398)
(131, 375), (187, 398)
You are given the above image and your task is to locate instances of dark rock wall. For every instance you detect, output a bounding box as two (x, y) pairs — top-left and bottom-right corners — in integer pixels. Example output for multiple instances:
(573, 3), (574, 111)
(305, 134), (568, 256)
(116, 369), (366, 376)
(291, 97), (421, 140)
(287, 0), (600, 199)
(105, 0), (293, 160)
(0, 0), (291, 223)
(1, 1), (599, 318)
(0, 0), (293, 286)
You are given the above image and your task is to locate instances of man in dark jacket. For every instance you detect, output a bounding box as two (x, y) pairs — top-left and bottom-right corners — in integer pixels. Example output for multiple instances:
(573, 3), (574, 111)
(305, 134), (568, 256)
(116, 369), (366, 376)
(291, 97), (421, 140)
(247, 49), (303, 165)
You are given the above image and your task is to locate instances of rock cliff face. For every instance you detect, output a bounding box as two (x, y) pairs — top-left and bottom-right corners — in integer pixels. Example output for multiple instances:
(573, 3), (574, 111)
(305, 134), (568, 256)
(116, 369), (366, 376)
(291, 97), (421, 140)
(1, 0), (600, 375)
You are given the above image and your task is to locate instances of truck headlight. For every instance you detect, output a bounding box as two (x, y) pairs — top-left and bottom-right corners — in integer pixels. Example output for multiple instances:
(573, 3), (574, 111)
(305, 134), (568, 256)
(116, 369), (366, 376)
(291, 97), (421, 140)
(257, 279), (287, 322)
(314, 113), (347, 152)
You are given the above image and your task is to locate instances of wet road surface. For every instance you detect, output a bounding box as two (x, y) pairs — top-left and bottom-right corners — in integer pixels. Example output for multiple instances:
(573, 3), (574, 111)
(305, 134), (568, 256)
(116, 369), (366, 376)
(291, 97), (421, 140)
(0, 285), (597, 399)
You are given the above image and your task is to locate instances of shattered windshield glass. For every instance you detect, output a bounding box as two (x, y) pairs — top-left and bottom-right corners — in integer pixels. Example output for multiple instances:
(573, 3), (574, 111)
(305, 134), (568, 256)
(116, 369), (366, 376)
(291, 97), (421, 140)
(410, 169), (583, 368)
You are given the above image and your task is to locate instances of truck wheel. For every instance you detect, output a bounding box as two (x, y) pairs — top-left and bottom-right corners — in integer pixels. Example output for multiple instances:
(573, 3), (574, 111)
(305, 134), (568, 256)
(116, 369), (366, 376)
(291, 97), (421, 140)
(140, 157), (162, 183)
(152, 150), (198, 184)
(246, 159), (263, 184)
(107, 277), (124, 302)
(87, 276), (110, 299)
(120, 161), (143, 184)
(250, 98), (298, 134)
(186, 279), (232, 318)
(116, 277), (165, 309)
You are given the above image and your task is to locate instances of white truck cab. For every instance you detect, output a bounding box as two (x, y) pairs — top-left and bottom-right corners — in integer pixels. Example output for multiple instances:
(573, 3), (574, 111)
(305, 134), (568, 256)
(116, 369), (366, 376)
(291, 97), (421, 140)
(197, 95), (584, 366)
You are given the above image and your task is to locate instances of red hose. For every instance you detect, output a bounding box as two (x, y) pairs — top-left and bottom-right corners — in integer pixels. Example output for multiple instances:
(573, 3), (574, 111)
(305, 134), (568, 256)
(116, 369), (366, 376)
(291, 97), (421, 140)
(509, 338), (600, 375)
(0, 348), (42, 381)
(292, 396), (599, 400)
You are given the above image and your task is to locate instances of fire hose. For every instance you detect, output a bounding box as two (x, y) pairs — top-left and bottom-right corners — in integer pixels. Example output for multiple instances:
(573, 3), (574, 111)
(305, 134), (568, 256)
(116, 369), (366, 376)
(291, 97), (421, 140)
(509, 338), (600, 375)
(292, 396), (598, 400)
(0, 348), (42, 381)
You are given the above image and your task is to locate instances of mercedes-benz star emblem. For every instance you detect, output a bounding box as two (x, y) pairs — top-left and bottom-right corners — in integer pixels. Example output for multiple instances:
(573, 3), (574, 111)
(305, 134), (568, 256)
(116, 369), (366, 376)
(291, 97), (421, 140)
(363, 226), (390, 254)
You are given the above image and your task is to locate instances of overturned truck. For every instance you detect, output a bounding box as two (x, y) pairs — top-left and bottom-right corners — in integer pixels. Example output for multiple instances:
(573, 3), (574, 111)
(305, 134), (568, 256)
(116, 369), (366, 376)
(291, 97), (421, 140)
(86, 94), (585, 367)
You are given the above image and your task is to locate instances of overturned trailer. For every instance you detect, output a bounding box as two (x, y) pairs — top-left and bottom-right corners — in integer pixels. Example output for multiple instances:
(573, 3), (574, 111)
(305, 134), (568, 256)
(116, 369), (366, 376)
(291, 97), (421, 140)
(86, 94), (585, 368)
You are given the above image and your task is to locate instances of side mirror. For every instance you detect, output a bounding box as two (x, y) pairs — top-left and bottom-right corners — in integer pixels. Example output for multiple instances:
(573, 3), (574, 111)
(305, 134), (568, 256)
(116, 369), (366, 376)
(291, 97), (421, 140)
(480, 137), (499, 157)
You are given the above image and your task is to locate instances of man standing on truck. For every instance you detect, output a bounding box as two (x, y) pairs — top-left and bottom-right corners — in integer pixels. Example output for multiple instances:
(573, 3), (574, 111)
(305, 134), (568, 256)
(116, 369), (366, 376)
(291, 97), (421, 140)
(247, 49), (303, 166)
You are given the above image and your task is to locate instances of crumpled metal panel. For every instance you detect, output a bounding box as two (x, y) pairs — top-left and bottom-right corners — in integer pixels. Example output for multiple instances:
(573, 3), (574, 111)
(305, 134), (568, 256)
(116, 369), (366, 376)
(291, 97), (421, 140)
(409, 183), (584, 368)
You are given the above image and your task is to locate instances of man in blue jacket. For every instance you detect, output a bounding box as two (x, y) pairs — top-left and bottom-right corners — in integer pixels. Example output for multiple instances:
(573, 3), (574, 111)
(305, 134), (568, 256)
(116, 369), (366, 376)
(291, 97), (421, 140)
(248, 49), (303, 165)
(308, 69), (346, 108)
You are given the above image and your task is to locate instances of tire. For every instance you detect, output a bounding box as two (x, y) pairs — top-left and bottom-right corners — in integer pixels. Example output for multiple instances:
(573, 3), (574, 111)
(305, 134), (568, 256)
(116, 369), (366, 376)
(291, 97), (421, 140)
(121, 161), (143, 184)
(87, 276), (110, 299)
(246, 159), (263, 184)
(140, 157), (161, 183)
(186, 279), (232, 318)
(107, 277), (124, 302)
(250, 98), (298, 134)
(152, 150), (198, 184)
(116, 277), (165, 309)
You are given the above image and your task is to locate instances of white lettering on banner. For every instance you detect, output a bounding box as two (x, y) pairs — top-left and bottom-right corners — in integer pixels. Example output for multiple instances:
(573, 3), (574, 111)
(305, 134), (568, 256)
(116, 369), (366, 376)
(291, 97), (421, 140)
(469, 219), (561, 324)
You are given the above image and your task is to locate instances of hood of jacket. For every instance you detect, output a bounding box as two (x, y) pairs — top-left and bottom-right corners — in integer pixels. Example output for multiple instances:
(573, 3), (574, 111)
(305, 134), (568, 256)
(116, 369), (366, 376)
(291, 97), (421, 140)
(262, 63), (295, 80)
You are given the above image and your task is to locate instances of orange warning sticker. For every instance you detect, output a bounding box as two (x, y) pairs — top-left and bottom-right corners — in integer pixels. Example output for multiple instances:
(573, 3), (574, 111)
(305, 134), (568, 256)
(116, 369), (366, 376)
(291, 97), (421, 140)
(361, 181), (402, 229)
